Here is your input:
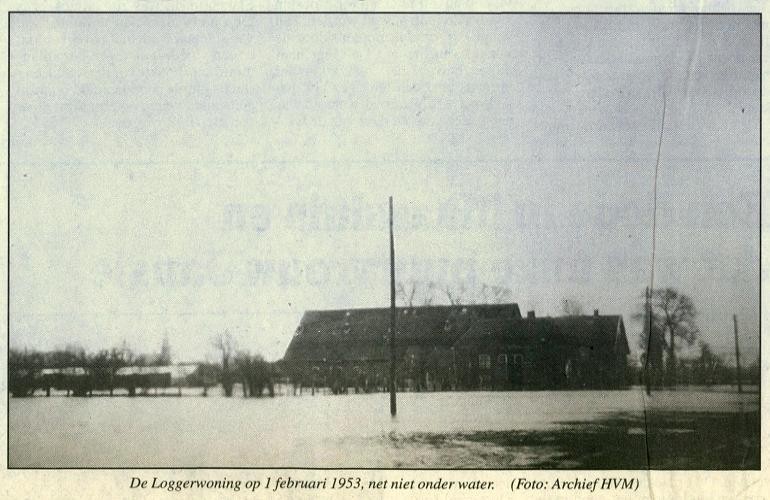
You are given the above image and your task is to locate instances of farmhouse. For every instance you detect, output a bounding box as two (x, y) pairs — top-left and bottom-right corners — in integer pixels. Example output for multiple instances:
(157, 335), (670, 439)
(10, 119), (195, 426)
(282, 303), (629, 391)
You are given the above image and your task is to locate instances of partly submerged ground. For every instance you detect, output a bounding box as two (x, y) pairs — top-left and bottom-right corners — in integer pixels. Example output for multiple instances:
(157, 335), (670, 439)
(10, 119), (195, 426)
(385, 410), (759, 469)
(10, 389), (759, 468)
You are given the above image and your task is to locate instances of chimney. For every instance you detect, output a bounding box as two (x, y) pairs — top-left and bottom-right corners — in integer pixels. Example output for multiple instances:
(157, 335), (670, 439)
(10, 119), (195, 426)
(594, 309), (599, 317)
(527, 310), (535, 320)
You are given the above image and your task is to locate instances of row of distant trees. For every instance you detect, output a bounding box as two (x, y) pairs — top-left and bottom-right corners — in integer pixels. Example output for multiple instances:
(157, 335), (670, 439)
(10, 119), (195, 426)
(396, 280), (513, 307)
(9, 335), (279, 398)
(396, 281), (602, 317)
(9, 340), (177, 397)
(10, 339), (171, 376)
(395, 280), (609, 314)
(625, 344), (759, 387)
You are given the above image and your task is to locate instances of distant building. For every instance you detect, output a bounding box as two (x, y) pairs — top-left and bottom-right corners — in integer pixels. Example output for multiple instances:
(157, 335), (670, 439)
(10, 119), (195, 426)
(38, 367), (90, 396)
(115, 365), (200, 394)
(282, 304), (629, 391)
(39, 367), (89, 377)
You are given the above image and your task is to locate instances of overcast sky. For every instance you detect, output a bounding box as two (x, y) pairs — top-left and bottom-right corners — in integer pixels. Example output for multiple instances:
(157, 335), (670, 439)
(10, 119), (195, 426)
(10, 14), (759, 362)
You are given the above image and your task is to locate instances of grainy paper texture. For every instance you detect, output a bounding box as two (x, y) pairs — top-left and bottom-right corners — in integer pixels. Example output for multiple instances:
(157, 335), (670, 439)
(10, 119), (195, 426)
(2, 1), (768, 498)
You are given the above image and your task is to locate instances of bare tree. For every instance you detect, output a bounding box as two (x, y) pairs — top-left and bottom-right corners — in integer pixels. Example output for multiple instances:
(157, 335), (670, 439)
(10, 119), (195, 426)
(422, 281), (436, 306)
(443, 283), (468, 306)
(561, 298), (585, 316)
(487, 284), (512, 304)
(212, 330), (236, 397)
(633, 287), (698, 386)
(444, 282), (511, 306)
(655, 288), (698, 385)
(396, 281), (418, 307)
(396, 280), (440, 306)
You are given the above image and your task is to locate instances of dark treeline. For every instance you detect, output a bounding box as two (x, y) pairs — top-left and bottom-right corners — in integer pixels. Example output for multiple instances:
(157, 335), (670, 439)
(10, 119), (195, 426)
(234, 352), (277, 398)
(211, 331), (278, 398)
(11, 343), (756, 398)
(9, 342), (182, 397)
(9, 339), (280, 398)
(11, 299), (757, 399)
(627, 343), (759, 389)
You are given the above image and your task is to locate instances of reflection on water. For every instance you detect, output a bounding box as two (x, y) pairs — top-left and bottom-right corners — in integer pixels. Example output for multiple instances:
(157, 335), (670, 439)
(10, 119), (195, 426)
(9, 389), (758, 467)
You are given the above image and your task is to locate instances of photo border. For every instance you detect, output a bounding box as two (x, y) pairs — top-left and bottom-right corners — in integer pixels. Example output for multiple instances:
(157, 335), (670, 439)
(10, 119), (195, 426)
(5, 9), (763, 475)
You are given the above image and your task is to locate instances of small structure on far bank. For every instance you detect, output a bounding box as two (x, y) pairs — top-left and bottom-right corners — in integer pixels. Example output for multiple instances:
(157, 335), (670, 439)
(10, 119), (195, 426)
(10, 363), (206, 397)
(115, 365), (200, 395)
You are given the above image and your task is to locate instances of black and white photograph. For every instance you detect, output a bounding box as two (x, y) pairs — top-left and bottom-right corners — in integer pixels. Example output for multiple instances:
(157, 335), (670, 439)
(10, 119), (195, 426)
(8, 11), (760, 472)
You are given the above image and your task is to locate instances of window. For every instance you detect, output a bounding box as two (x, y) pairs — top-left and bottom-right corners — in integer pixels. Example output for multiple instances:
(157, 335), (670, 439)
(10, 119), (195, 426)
(512, 354), (523, 367)
(497, 354), (508, 365)
(478, 354), (491, 370)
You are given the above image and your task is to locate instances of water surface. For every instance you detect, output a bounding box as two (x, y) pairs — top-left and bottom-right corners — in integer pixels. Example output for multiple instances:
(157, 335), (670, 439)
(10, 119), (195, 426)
(9, 389), (758, 467)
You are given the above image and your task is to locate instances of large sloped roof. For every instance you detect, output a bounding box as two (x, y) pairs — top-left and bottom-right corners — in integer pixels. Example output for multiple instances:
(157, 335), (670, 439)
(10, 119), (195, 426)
(284, 304), (521, 362)
(283, 305), (628, 362)
(455, 314), (628, 352)
(462, 315), (620, 344)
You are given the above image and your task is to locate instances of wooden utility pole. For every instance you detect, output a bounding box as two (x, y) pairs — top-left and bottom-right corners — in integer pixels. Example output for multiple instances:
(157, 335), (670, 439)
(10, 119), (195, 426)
(389, 197), (397, 416)
(734, 314), (742, 394)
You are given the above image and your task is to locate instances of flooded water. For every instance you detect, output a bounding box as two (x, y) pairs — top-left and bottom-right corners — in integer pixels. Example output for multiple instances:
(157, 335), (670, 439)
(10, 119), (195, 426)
(9, 389), (759, 468)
